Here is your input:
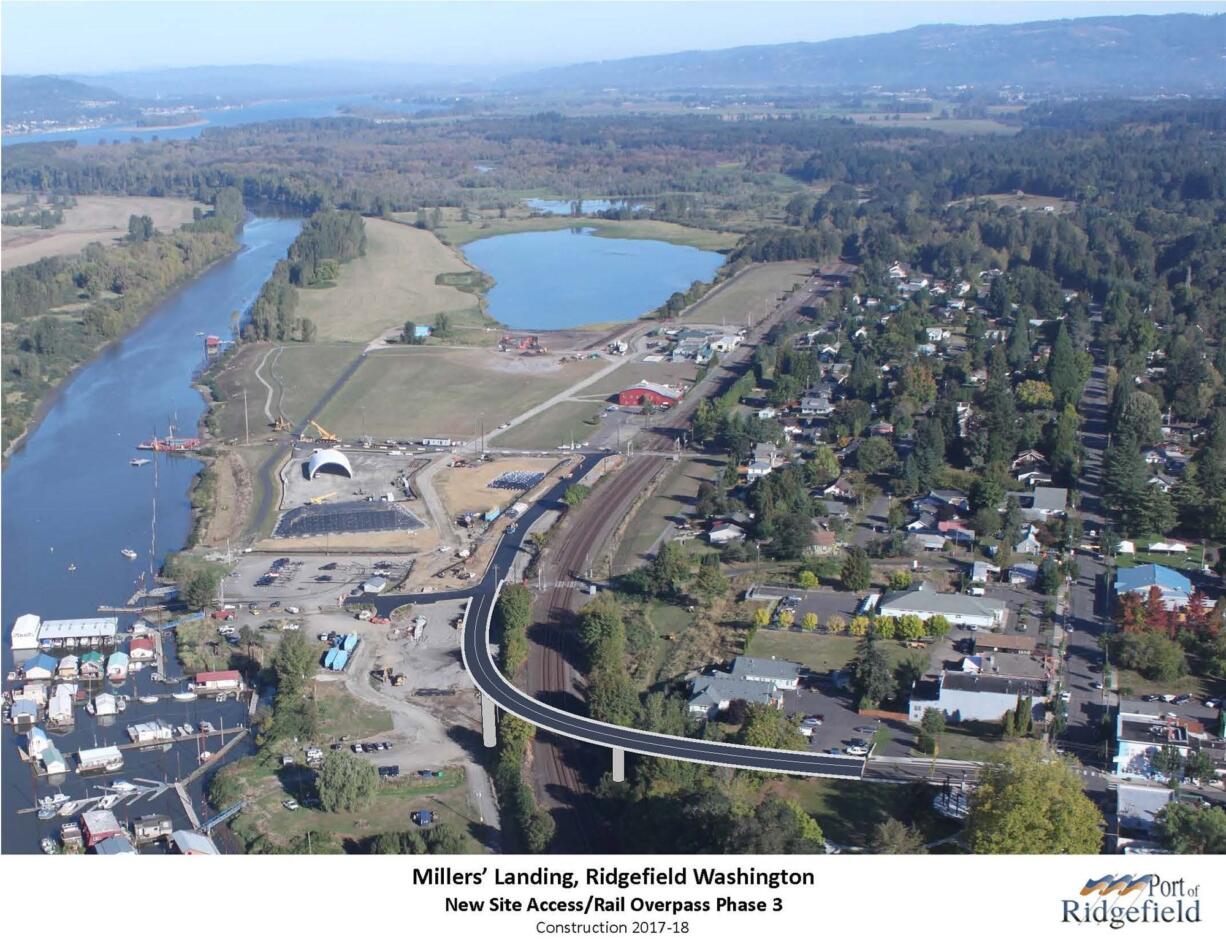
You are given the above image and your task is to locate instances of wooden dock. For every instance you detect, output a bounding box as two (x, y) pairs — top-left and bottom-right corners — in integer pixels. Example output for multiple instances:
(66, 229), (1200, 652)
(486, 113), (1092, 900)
(175, 782), (201, 829)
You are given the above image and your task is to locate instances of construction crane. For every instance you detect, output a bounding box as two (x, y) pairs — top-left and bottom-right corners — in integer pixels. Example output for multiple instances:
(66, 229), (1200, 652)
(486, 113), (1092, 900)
(307, 419), (341, 445)
(306, 491), (337, 505)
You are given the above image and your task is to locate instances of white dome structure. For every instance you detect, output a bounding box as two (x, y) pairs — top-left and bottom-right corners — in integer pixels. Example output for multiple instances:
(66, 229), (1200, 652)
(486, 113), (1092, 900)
(307, 448), (353, 480)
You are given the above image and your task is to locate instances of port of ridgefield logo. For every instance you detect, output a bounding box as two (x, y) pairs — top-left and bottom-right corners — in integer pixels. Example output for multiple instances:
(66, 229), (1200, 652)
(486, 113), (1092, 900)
(1063, 874), (1202, 928)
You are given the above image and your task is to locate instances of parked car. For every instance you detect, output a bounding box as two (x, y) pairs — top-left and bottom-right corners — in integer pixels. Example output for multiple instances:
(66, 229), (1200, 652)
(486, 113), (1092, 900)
(1143, 694), (1163, 702)
(1204, 698), (1221, 709)
(1173, 694), (1194, 705)
(282, 799), (300, 811)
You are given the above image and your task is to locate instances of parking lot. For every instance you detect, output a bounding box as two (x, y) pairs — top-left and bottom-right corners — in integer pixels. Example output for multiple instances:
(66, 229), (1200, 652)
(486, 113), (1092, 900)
(221, 552), (417, 613)
(781, 679), (910, 758)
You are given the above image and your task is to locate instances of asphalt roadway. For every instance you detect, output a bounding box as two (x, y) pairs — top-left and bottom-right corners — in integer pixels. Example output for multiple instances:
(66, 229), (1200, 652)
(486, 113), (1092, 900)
(366, 450), (868, 779)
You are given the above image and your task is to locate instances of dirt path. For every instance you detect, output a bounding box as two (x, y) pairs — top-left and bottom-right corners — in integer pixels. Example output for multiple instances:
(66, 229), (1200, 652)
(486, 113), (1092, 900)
(252, 345), (284, 425)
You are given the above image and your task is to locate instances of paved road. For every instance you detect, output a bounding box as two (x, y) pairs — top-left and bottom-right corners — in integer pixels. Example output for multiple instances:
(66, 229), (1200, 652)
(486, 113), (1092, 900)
(369, 450), (868, 779)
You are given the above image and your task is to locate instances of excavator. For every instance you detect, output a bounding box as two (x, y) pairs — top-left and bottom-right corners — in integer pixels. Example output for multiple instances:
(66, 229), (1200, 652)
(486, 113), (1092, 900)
(307, 419), (341, 445)
(271, 414), (292, 432)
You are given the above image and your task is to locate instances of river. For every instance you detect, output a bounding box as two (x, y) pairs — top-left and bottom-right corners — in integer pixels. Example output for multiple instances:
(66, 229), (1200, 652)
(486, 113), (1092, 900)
(2, 94), (442, 146)
(461, 227), (724, 330)
(1, 216), (301, 853)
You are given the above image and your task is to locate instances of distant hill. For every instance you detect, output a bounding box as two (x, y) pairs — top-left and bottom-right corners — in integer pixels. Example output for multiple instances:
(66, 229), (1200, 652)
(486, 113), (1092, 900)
(2, 75), (136, 126)
(502, 13), (1226, 93)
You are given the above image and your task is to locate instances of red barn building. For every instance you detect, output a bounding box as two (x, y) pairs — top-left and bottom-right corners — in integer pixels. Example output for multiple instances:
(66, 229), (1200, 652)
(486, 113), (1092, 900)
(617, 380), (682, 408)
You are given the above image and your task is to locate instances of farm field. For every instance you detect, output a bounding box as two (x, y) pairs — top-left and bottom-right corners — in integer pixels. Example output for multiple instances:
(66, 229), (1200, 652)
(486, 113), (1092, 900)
(678, 261), (814, 324)
(316, 347), (606, 441)
(296, 217), (489, 343)
(490, 400), (605, 450)
(1, 194), (206, 270)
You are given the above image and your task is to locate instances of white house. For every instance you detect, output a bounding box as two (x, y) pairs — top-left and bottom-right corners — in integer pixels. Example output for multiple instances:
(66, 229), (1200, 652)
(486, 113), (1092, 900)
(879, 586), (1006, 629)
(1014, 524), (1043, 556)
(707, 522), (746, 545)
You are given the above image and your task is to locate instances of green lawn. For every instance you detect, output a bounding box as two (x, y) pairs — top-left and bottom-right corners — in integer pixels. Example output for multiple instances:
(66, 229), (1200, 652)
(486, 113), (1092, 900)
(1116, 668), (1218, 700)
(746, 630), (915, 675)
(906, 722), (1025, 763)
(490, 400), (604, 450)
(312, 688), (395, 741)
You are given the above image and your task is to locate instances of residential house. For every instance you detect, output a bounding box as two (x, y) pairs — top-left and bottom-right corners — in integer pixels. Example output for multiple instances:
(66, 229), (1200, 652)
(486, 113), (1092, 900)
(1008, 562), (1039, 587)
(823, 477), (857, 501)
(707, 522), (746, 546)
(1014, 524), (1044, 556)
(806, 529), (841, 557)
(687, 657), (802, 718)
(1008, 486), (1067, 521)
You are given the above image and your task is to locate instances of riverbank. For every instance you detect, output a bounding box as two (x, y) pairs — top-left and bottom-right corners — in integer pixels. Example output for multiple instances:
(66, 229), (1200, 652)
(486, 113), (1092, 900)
(1, 234), (239, 462)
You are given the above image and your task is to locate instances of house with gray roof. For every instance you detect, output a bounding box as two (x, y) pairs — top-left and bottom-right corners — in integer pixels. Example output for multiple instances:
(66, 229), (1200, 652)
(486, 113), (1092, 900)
(908, 670), (1048, 723)
(878, 586), (1006, 629)
(687, 656), (802, 718)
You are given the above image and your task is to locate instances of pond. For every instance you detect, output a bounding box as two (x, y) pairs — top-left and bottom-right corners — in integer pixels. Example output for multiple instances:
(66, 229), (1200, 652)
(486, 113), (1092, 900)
(523, 198), (645, 215)
(461, 227), (724, 330)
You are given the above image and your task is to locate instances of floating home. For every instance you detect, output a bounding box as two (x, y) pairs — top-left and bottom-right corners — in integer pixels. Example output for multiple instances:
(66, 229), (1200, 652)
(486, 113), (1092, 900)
(172, 829), (220, 855)
(40, 744), (67, 775)
(106, 652), (129, 684)
(77, 745), (124, 775)
(133, 814), (173, 842)
(23, 653), (56, 681)
(94, 835), (137, 855)
(126, 720), (173, 744)
(194, 670), (241, 693)
(60, 822), (83, 852)
(10, 615), (119, 651)
(57, 654), (79, 680)
(79, 651), (105, 679)
(47, 684), (75, 726)
(81, 808), (124, 847)
(129, 636), (155, 662)
(9, 698), (38, 725)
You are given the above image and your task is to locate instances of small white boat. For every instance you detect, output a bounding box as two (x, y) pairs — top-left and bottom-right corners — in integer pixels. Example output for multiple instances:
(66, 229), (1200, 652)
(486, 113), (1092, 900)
(120, 549), (138, 559)
(182, 723), (195, 735)
(172, 691), (197, 702)
(96, 794), (118, 810)
(198, 751), (213, 763)
(41, 837), (56, 854)
(57, 800), (79, 817)
(67, 563), (77, 572)
(109, 780), (139, 794)
(137, 695), (159, 704)
(130, 458), (150, 467)
(37, 806), (56, 821)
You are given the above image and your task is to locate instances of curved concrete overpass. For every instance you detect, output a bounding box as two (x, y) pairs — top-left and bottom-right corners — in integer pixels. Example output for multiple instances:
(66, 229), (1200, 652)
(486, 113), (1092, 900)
(370, 451), (865, 780)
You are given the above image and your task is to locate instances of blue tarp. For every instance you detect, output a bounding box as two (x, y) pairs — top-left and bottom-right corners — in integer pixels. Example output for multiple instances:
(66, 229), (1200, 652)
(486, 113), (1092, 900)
(333, 650), (349, 671)
(324, 647), (340, 669)
(342, 634), (358, 652)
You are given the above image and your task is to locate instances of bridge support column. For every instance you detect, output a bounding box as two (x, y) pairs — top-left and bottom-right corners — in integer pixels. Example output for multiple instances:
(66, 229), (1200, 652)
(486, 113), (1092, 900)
(482, 694), (497, 748)
(611, 747), (625, 783)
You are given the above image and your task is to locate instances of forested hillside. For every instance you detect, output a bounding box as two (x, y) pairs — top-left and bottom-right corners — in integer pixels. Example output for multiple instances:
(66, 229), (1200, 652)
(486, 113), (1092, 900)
(504, 13), (1226, 93)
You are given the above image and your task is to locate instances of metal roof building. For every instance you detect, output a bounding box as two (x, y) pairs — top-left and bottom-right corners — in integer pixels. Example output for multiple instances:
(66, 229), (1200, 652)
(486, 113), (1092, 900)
(10, 614), (41, 650)
(307, 448), (353, 480)
(172, 829), (221, 855)
(879, 588), (1006, 629)
(33, 616), (119, 648)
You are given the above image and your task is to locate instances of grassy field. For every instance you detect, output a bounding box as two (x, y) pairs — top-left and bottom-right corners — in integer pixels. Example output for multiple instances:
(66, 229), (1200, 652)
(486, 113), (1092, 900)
(433, 212), (739, 252)
(574, 358), (701, 399)
(1, 194), (205, 270)
(220, 757), (479, 852)
(746, 630), (914, 674)
(678, 261), (814, 325)
(612, 456), (725, 574)
(776, 778), (956, 847)
(1116, 668), (1219, 700)
(490, 400), (605, 449)
(316, 347), (604, 441)
(212, 342), (364, 442)
(296, 217), (490, 343)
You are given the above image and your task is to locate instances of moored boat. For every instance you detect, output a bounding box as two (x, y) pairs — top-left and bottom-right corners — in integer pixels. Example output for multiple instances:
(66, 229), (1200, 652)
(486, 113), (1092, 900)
(130, 458), (150, 467)
(120, 549), (138, 560)
(41, 837), (56, 854)
(172, 690), (197, 701)
(137, 694), (159, 704)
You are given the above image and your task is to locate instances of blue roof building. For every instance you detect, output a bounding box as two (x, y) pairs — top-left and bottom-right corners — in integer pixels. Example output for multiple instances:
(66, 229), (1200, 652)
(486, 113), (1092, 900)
(23, 653), (57, 679)
(1114, 564), (1193, 606)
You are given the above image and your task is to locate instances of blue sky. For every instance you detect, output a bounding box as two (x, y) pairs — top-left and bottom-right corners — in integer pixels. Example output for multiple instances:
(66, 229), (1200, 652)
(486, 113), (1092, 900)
(4, 1), (1225, 75)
